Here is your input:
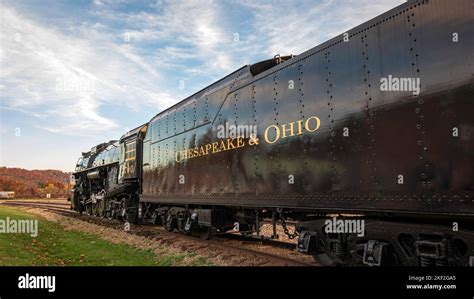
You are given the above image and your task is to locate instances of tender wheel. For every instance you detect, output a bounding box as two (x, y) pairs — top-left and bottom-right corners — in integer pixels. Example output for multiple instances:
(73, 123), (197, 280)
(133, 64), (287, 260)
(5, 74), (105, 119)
(151, 212), (161, 225)
(195, 227), (214, 240)
(164, 214), (177, 232)
(177, 215), (190, 234)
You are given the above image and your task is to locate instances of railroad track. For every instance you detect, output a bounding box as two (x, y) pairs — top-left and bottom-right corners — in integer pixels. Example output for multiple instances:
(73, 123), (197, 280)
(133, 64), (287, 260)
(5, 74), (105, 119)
(1, 200), (72, 213)
(0, 200), (70, 207)
(1, 200), (317, 266)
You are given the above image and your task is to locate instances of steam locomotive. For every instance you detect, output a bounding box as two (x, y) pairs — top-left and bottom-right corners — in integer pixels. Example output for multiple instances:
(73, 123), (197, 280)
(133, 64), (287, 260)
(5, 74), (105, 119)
(71, 0), (474, 266)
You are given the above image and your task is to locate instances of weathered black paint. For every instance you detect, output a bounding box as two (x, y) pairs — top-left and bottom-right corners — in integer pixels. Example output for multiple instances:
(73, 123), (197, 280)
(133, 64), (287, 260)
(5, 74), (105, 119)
(135, 0), (473, 217)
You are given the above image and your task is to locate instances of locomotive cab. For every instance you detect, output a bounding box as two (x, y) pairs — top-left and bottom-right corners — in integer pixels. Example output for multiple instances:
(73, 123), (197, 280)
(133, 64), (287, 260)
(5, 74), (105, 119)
(119, 124), (148, 184)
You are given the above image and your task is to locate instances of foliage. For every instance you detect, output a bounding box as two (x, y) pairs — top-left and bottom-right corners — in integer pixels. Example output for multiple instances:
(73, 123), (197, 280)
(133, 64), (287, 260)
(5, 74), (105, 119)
(0, 167), (70, 198)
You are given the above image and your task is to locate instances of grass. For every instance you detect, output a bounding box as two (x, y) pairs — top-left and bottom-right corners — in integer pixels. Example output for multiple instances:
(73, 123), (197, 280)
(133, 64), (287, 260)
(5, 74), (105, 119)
(0, 206), (210, 266)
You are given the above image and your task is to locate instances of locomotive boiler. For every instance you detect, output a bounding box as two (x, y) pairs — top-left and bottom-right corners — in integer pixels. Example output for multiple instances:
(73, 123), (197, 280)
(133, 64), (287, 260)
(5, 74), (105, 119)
(71, 0), (474, 266)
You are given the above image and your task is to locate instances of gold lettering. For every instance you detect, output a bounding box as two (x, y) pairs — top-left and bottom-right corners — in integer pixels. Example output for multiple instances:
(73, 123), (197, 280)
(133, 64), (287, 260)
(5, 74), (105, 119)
(227, 138), (236, 150)
(281, 122), (295, 138)
(296, 119), (304, 135)
(199, 146), (206, 156)
(176, 115), (321, 162)
(188, 148), (194, 158)
(219, 140), (227, 151)
(212, 142), (219, 153)
(236, 137), (245, 148)
(305, 116), (321, 132)
(264, 125), (280, 144)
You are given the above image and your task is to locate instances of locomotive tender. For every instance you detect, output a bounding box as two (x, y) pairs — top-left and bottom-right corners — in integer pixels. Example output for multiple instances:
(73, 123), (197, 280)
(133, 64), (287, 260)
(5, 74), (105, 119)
(71, 0), (474, 266)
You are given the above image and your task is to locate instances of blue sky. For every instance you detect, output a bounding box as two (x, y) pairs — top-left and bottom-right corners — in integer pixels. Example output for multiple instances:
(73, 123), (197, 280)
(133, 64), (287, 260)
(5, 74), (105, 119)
(0, 0), (404, 171)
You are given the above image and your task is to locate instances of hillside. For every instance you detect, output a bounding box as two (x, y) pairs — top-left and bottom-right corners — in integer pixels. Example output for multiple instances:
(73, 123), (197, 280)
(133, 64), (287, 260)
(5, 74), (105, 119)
(0, 167), (71, 198)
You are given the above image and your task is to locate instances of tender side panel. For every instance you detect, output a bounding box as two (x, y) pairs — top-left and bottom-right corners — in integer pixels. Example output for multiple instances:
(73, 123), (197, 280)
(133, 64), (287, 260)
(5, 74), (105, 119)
(141, 0), (473, 216)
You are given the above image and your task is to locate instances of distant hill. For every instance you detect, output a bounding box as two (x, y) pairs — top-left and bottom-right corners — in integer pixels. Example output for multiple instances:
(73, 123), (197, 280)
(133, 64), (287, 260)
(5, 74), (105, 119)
(0, 167), (71, 198)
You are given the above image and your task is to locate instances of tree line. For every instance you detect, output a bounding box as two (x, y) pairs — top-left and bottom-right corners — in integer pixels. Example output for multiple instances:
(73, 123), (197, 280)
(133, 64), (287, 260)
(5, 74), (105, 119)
(0, 167), (70, 198)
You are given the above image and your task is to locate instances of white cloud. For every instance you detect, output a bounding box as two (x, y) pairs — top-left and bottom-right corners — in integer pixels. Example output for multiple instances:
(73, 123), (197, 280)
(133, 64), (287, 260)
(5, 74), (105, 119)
(110, 0), (406, 78)
(97, 0), (237, 74)
(0, 0), (405, 136)
(0, 0), (411, 171)
(238, 0), (405, 56)
(0, 4), (175, 135)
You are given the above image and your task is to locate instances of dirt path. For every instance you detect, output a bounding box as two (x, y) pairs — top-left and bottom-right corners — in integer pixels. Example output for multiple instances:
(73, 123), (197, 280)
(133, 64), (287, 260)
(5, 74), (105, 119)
(16, 206), (307, 266)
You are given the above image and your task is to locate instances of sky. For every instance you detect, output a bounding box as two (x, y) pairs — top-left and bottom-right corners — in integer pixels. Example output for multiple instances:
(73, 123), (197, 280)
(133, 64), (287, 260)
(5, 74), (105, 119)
(0, 0), (405, 172)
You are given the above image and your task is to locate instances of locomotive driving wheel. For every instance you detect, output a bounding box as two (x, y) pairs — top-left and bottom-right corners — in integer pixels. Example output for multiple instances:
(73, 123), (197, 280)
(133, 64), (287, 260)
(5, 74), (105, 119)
(116, 198), (126, 221)
(95, 190), (106, 218)
(84, 201), (92, 215)
(98, 198), (107, 218)
(92, 198), (102, 217)
(92, 201), (99, 217)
